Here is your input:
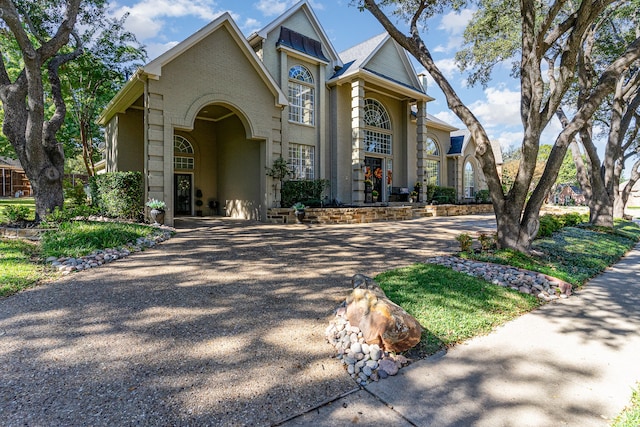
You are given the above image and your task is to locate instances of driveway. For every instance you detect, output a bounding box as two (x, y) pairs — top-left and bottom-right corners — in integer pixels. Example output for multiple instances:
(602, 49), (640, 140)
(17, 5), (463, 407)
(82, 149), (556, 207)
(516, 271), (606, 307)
(0, 214), (496, 426)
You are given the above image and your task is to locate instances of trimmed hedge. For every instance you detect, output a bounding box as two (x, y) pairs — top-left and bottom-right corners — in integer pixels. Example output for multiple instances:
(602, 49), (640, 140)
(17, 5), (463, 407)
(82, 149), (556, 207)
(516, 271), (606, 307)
(89, 172), (144, 221)
(282, 179), (330, 208)
(427, 185), (456, 204)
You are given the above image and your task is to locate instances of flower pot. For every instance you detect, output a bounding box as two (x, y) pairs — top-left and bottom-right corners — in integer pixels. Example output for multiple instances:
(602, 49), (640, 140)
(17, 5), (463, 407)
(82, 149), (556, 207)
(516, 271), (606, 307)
(294, 210), (306, 224)
(149, 208), (165, 225)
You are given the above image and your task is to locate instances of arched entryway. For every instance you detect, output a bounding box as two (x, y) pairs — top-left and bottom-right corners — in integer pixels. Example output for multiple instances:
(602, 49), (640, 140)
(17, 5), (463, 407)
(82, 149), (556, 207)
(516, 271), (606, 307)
(173, 103), (263, 219)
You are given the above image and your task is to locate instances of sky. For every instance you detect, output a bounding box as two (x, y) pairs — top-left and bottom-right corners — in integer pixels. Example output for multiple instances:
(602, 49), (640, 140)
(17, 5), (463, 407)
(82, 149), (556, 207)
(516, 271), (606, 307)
(108, 0), (564, 154)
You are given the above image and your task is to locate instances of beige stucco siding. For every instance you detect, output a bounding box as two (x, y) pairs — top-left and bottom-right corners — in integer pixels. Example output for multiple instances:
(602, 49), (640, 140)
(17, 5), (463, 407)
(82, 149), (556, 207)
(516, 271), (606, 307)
(149, 25), (279, 140)
(366, 41), (414, 88)
(113, 109), (144, 173)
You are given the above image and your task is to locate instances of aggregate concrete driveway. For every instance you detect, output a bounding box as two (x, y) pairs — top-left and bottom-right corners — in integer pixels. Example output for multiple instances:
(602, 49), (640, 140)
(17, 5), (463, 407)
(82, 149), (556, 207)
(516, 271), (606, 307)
(0, 214), (496, 426)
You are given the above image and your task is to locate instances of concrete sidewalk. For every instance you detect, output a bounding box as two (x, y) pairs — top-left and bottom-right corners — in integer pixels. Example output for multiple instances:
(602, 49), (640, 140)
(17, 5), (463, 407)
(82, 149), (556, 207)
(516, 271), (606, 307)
(283, 244), (640, 426)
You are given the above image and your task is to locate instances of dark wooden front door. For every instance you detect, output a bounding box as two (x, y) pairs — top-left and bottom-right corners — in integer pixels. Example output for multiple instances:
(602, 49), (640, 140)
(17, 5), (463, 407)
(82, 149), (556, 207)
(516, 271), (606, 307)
(174, 174), (192, 215)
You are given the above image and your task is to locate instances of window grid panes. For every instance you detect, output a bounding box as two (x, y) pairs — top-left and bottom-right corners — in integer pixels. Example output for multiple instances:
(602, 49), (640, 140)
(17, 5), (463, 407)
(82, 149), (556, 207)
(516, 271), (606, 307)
(425, 138), (439, 155)
(464, 162), (475, 198)
(425, 160), (440, 186)
(289, 144), (315, 179)
(288, 65), (315, 125)
(174, 135), (193, 154)
(364, 99), (392, 155)
(364, 99), (391, 129)
(174, 156), (194, 170)
(365, 130), (392, 155)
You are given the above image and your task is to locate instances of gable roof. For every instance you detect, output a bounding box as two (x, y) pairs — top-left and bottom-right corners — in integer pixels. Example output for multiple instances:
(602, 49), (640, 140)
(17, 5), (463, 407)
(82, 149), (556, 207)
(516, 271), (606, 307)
(248, 0), (341, 66)
(99, 13), (287, 125)
(450, 129), (503, 164)
(330, 33), (432, 102)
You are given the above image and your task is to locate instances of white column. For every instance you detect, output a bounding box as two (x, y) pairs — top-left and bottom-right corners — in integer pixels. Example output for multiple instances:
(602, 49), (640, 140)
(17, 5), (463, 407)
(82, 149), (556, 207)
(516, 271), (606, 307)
(351, 79), (365, 204)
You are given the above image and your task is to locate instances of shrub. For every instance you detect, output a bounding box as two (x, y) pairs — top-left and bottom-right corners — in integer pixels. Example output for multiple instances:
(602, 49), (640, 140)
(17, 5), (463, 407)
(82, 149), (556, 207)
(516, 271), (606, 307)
(456, 233), (473, 252)
(4, 205), (30, 222)
(282, 179), (330, 207)
(478, 232), (497, 251)
(63, 178), (87, 206)
(475, 189), (491, 203)
(537, 212), (588, 238)
(42, 205), (98, 227)
(426, 185), (456, 204)
(89, 172), (144, 221)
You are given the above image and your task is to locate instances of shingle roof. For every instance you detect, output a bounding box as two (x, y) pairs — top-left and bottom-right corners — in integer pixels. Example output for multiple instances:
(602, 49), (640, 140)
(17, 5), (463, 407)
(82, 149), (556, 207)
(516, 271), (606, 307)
(277, 26), (329, 62)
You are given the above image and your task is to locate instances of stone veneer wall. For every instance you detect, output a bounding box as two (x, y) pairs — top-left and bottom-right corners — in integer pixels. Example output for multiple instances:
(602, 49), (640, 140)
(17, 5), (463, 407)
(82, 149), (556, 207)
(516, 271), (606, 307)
(267, 203), (494, 224)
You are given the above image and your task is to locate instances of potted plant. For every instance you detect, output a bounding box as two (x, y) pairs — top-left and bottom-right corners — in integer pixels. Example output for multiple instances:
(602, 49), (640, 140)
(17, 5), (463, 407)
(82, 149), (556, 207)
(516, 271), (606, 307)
(372, 189), (379, 202)
(292, 202), (306, 223)
(146, 198), (166, 225)
(195, 189), (203, 216)
(410, 191), (418, 203)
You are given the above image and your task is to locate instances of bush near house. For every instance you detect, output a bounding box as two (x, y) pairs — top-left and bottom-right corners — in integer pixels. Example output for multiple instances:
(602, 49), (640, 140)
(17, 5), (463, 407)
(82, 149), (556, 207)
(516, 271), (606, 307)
(89, 172), (144, 220)
(282, 179), (330, 207)
(537, 212), (587, 238)
(426, 185), (456, 204)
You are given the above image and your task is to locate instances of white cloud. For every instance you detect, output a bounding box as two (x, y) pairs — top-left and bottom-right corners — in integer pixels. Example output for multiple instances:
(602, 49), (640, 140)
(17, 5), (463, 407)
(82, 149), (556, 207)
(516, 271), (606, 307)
(438, 9), (475, 35)
(145, 41), (180, 60)
(489, 131), (523, 150)
(254, 0), (290, 17)
(433, 110), (463, 128)
(434, 57), (458, 79)
(469, 86), (521, 129)
(111, 0), (223, 41)
(241, 17), (262, 35)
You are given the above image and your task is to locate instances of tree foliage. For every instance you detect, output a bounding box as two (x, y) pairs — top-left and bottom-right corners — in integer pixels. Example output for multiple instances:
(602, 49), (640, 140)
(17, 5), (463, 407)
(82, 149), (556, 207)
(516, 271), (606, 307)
(359, 0), (640, 252)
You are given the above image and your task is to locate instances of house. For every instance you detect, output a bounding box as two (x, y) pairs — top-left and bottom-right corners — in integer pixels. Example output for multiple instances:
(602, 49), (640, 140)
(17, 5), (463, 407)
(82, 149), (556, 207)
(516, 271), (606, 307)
(0, 156), (31, 197)
(98, 0), (498, 226)
(554, 184), (586, 206)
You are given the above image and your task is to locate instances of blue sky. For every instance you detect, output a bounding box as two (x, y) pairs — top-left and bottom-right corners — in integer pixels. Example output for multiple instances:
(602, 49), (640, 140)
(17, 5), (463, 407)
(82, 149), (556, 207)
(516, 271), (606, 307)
(108, 0), (563, 154)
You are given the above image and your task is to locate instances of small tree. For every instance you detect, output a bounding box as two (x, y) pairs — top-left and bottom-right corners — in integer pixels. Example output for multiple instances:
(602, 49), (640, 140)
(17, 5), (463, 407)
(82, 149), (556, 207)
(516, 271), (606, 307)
(266, 156), (292, 207)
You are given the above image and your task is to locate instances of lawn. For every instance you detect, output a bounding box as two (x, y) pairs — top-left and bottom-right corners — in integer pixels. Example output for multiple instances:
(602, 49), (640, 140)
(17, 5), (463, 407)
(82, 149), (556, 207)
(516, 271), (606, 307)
(0, 238), (53, 297)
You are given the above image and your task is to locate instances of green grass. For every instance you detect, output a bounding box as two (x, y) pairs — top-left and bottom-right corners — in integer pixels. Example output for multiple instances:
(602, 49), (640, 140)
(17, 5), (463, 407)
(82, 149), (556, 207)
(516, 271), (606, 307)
(1, 220), (163, 297)
(375, 264), (540, 356)
(612, 384), (640, 427)
(464, 220), (640, 287)
(0, 238), (54, 297)
(0, 197), (36, 222)
(40, 221), (158, 258)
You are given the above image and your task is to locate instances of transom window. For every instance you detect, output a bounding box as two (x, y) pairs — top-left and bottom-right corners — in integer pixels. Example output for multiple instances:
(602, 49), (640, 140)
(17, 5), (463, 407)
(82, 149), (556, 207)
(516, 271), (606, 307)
(425, 137), (440, 185)
(174, 135), (194, 170)
(288, 65), (315, 125)
(288, 143), (315, 179)
(364, 99), (392, 155)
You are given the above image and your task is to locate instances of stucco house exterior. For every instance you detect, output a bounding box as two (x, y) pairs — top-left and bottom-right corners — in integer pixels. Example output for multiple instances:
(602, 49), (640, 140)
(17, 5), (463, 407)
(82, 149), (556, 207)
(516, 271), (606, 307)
(99, 0), (498, 226)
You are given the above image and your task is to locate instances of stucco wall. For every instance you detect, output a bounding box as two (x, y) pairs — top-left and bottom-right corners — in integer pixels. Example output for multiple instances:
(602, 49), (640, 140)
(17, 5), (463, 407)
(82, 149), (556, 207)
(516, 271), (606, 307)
(115, 109), (144, 173)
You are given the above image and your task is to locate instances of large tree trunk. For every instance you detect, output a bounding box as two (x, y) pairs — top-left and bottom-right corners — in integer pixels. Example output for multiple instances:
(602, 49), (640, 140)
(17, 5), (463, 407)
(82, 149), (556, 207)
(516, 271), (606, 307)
(0, 0), (82, 221)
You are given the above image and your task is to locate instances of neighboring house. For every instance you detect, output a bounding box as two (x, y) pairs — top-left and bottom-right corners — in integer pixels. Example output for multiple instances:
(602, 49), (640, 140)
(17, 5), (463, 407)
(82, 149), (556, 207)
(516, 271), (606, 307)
(98, 0), (500, 226)
(553, 184), (586, 206)
(0, 156), (31, 197)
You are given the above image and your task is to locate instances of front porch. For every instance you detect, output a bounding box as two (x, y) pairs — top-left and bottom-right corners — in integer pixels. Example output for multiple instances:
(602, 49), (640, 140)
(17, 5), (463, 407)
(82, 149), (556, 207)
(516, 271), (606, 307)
(267, 203), (494, 225)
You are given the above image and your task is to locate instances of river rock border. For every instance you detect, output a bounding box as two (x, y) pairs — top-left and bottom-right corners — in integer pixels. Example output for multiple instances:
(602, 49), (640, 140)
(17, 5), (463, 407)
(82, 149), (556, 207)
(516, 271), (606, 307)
(325, 307), (412, 386)
(46, 226), (174, 274)
(426, 255), (572, 301)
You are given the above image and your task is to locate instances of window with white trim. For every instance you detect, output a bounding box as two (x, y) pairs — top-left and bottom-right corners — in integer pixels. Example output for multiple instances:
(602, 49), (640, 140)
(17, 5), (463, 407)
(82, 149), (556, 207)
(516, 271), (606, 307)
(174, 135), (194, 170)
(364, 99), (392, 155)
(288, 65), (315, 125)
(464, 161), (475, 198)
(425, 137), (440, 185)
(288, 143), (315, 179)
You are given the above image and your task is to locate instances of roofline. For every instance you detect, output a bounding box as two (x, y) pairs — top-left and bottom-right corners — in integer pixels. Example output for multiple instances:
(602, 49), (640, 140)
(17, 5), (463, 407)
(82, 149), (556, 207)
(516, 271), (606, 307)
(249, 0), (342, 67)
(329, 69), (434, 102)
(426, 118), (458, 132)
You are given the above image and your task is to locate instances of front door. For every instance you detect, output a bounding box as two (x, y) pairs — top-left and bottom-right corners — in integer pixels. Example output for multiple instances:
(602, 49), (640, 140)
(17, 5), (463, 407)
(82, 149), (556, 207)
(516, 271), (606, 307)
(365, 157), (383, 200)
(174, 174), (192, 215)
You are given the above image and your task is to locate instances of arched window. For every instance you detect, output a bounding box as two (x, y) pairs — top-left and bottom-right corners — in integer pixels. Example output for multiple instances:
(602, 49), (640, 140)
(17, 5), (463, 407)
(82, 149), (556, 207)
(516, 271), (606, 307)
(364, 99), (392, 155)
(174, 135), (194, 170)
(288, 65), (314, 125)
(425, 137), (440, 185)
(464, 161), (475, 198)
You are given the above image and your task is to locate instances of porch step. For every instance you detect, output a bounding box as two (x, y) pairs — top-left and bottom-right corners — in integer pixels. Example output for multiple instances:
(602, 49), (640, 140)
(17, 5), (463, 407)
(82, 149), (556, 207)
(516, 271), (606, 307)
(411, 206), (433, 219)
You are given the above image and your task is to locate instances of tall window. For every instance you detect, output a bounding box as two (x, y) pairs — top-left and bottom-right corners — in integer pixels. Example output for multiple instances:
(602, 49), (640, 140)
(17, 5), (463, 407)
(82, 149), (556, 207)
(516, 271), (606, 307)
(364, 99), (392, 155)
(425, 137), (440, 185)
(464, 161), (475, 198)
(288, 65), (314, 125)
(174, 135), (194, 170)
(289, 143), (315, 179)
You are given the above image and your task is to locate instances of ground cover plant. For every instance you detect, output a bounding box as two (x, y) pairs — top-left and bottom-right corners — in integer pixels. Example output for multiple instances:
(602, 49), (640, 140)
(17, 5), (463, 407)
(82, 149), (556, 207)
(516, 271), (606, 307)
(463, 220), (640, 287)
(0, 197), (36, 223)
(375, 264), (540, 356)
(0, 238), (51, 297)
(612, 384), (640, 427)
